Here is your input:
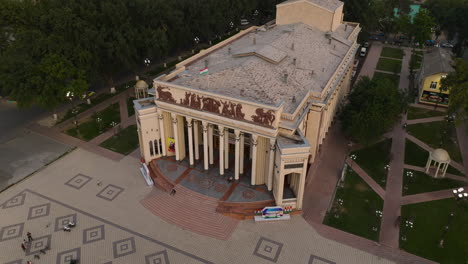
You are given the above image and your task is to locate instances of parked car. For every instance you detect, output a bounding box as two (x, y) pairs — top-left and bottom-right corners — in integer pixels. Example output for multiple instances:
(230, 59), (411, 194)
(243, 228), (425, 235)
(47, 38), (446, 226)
(240, 19), (249, 26)
(360, 47), (367, 57)
(363, 42), (369, 48)
(441, 42), (454, 48)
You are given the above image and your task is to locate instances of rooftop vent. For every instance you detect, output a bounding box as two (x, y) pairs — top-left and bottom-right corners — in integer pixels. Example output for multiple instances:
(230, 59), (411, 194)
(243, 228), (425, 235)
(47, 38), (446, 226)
(292, 96), (296, 103)
(253, 35), (256, 45)
(291, 42), (295, 50)
(345, 24), (348, 31)
(228, 47), (231, 55)
(283, 73), (288, 83)
(293, 58), (296, 65)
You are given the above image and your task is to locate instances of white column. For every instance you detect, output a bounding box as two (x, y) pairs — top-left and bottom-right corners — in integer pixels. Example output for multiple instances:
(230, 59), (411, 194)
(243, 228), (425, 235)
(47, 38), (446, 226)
(194, 121), (200, 160)
(155, 139), (160, 155)
(240, 133), (245, 174)
(208, 124), (214, 165)
(158, 111), (166, 156)
(249, 137), (253, 160)
(224, 128), (229, 169)
(435, 162), (441, 178)
(171, 113), (180, 161)
(251, 135), (258, 186)
(219, 126), (225, 175)
(267, 138), (276, 191)
(296, 159), (308, 209)
(425, 157), (432, 173)
(202, 121), (209, 170)
(186, 118), (194, 166)
(443, 161), (450, 176)
(234, 129), (241, 180)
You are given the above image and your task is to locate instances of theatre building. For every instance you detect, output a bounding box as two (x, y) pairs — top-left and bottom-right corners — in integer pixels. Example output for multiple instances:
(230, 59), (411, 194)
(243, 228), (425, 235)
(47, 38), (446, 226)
(134, 0), (360, 213)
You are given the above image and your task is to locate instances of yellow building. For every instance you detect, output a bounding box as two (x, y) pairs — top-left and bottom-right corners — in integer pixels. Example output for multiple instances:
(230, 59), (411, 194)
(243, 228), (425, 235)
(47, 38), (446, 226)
(418, 48), (453, 106)
(134, 0), (360, 211)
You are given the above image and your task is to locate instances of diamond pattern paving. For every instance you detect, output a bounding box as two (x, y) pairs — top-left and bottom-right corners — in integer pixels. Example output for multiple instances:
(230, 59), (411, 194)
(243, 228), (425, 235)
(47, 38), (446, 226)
(0, 223), (24, 242)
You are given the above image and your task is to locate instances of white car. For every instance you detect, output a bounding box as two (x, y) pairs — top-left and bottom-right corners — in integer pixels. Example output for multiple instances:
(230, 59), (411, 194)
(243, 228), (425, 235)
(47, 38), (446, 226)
(240, 19), (249, 26)
(441, 43), (454, 48)
(360, 47), (367, 57)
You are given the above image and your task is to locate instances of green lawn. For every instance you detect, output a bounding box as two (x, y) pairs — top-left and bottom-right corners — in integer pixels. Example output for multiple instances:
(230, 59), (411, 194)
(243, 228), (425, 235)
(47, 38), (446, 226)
(407, 121), (463, 163)
(127, 97), (136, 117)
(402, 169), (466, 196)
(65, 103), (121, 141)
(324, 168), (384, 241)
(351, 139), (392, 189)
(381, 47), (404, 59)
(407, 106), (446, 120)
(410, 53), (423, 70)
(58, 80), (136, 124)
(405, 139), (429, 167)
(100, 125), (139, 155)
(376, 58), (402, 73)
(404, 140), (464, 176)
(373, 71), (400, 87)
(400, 199), (468, 264)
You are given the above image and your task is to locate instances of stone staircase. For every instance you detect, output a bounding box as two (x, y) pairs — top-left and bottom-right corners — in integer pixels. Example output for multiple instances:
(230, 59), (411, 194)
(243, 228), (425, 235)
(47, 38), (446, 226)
(140, 185), (239, 240)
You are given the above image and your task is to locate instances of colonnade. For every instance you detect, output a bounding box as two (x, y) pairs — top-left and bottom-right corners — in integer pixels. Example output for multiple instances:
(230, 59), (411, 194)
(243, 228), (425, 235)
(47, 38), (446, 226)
(156, 110), (276, 190)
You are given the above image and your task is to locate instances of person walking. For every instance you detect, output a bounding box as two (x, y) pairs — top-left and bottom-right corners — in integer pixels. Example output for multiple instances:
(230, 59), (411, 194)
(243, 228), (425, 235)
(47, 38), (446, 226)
(170, 189), (176, 196)
(27, 232), (33, 242)
(21, 242), (26, 251)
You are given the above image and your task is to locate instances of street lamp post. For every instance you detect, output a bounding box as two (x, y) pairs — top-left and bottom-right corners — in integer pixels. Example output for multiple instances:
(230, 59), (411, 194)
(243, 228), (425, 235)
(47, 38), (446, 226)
(66, 91), (80, 137)
(110, 121), (117, 137)
(438, 187), (467, 248)
(144, 58), (151, 68)
(96, 117), (102, 133)
(253, 9), (259, 25)
(194, 36), (200, 53)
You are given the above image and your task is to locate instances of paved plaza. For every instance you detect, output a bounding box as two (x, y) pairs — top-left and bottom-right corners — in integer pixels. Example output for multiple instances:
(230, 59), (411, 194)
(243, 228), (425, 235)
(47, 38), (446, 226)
(0, 148), (394, 264)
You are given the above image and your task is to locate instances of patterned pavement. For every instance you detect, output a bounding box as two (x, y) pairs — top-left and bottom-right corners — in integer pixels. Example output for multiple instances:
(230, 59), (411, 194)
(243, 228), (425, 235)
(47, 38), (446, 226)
(0, 148), (394, 264)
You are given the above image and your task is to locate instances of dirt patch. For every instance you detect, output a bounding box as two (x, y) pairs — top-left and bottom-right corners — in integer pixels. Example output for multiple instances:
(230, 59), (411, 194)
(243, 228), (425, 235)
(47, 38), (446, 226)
(354, 183), (368, 192)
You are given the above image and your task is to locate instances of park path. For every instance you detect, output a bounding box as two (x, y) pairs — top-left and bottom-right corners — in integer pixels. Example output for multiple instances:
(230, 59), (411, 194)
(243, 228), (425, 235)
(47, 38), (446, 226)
(357, 42), (382, 79)
(398, 48), (411, 90)
(406, 116), (445, 124)
(403, 164), (468, 183)
(346, 157), (385, 198)
(456, 123), (468, 175)
(28, 86), (138, 161)
(379, 116), (406, 248)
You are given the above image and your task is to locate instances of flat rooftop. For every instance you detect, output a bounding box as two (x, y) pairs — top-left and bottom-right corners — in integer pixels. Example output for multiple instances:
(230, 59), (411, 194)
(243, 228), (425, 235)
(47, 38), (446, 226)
(170, 22), (355, 113)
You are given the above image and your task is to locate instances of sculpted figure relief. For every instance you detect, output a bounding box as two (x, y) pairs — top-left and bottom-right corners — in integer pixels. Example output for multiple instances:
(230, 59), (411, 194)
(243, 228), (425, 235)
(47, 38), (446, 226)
(162, 89), (252, 123)
(157, 86), (176, 103)
(252, 108), (276, 127)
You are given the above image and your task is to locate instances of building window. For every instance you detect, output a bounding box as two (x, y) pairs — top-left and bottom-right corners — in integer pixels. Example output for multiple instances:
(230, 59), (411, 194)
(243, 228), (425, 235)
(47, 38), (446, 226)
(430, 81), (437, 89)
(285, 163), (303, 169)
(149, 141), (154, 156)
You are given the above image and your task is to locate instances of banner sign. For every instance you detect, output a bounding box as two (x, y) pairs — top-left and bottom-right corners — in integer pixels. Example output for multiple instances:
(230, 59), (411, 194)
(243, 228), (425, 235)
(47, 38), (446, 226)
(420, 91), (449, 105)
(166, 137), (175, 153)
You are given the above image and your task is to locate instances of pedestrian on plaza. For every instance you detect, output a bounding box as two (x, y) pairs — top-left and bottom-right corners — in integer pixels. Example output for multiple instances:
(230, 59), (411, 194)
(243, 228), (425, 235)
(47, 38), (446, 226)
(170, 189), (176, 196)
(21, 242), (26, 251)
(27, 232), (33, 242)
(227, 176), (233, 183)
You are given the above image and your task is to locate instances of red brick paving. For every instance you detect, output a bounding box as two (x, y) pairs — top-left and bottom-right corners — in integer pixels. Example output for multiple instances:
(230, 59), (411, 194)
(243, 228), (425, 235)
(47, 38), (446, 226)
(140, 184), (239, 240)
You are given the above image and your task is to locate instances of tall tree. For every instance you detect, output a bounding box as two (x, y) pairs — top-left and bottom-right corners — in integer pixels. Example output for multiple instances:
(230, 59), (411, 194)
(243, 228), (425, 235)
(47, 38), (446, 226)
(340, 77), (407, 145)
(441, 59), (468, 123)
(412, 9), (435, 45)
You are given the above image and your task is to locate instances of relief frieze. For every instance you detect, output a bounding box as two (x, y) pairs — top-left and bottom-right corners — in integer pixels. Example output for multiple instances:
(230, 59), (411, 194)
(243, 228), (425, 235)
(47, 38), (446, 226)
(156, 85), (276, 128)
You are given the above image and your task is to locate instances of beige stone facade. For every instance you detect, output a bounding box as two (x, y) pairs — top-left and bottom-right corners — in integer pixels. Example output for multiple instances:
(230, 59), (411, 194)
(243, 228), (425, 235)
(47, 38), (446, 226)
(135, 0), (360, 209)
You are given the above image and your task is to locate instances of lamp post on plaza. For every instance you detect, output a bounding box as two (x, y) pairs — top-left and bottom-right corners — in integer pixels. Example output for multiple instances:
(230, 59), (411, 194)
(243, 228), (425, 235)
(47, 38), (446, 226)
(66, 91), (80, 137)
(110, 121), (117, 137)
(96, 117), (102, 133)
(194, 36), (200, 53)
(253, 9), (259, 25)
(144, 58), (151, 68)
(438, 187), (467, 248)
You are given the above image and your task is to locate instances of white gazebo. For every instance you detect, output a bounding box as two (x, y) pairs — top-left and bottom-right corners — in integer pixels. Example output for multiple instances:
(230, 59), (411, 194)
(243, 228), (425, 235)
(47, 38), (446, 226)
(425, 148), (451, 178)
(135, 80), (149, 99)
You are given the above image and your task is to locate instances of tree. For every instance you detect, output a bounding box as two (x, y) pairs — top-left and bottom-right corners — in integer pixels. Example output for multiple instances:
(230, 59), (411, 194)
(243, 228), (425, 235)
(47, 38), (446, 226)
(412, 9), (435, 45)
(441, 59), (468, 123)
(340, 77), (407, 145)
